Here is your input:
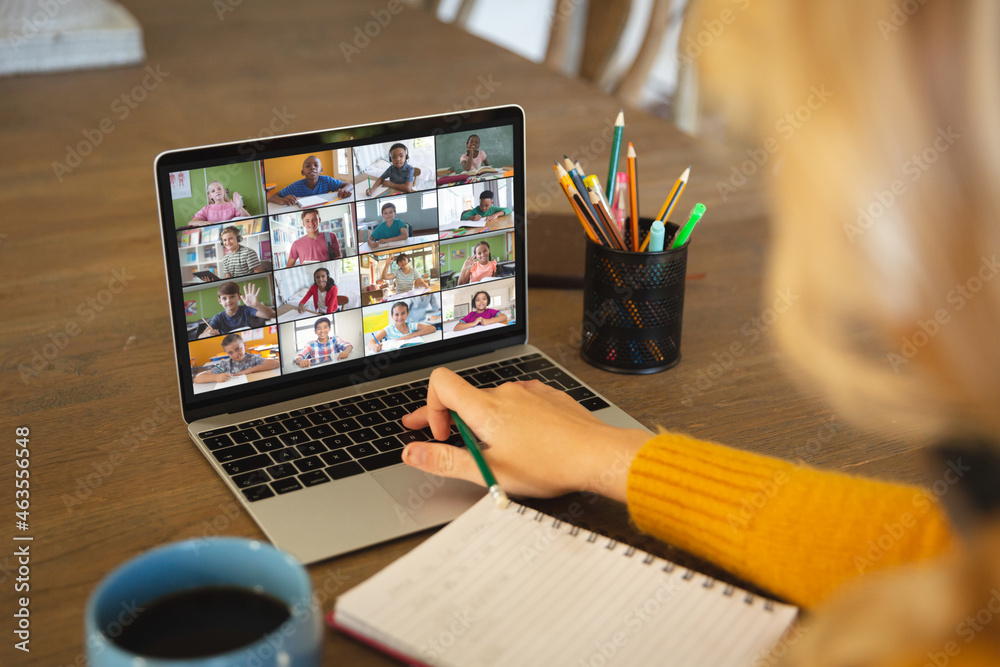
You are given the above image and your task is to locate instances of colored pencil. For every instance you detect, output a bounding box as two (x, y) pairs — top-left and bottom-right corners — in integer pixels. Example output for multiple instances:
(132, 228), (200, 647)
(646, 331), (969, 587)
(655, 166), (690, 223)
(572, 190), (611, 247)
(638, 227), (653, 252)
(555, 164), (605, 245)
(563, 157), (602, 225)
(450, 410), (509, 509)
(605, 110), (624, 201)
(583, 174), (612, 215)
(589, 189), (626, 251)
(626, 143), (639, 251)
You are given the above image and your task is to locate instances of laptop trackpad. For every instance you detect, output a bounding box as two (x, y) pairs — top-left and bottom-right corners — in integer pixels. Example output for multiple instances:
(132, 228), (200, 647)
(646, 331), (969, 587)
(372, 466), (484, 527)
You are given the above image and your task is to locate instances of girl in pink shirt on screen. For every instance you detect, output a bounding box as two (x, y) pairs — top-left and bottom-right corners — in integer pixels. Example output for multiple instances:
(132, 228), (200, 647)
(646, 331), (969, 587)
(459, 134), (489, 172)
(458, 241), (498, 285)
(453, 290), (507, 331)
(189, 180), (250, 225)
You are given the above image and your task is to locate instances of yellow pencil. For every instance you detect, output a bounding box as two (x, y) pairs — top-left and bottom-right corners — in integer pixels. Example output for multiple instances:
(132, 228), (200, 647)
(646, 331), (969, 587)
(555, 164), (601, 245)
(655, 166), (690, 223)
(626, 143), (639, 251)
(589, 189), (626, 251)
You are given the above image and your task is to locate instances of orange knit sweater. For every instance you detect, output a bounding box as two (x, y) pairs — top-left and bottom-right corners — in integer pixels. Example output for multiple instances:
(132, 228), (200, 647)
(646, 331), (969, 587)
(624, 433), (1000, 664)
(626, 432), (955, 609)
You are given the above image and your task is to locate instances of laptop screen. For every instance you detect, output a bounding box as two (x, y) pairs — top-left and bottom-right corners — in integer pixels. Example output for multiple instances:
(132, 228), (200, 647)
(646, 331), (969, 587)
(155, 106), (527, 422)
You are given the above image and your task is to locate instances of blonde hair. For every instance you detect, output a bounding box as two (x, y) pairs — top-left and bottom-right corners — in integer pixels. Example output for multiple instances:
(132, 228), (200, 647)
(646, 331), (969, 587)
(206, 180), (231, 204)
(688, 0), (1000, 437)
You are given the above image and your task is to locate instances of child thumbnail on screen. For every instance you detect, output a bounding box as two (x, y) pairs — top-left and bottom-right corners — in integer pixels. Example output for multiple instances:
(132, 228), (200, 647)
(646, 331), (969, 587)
(183, 274), (277, 341)
(358, 242), (440, 305)
(441, 278), (516, 340)
(261, 149), (356, 214)
(171, 162), (267, 229)
(439, 230), (514, 289)
(363, 294), (443, 356)
(189, 326), (280, 394)
(177, 218), (272, 286)
(269, 203), (358, 268)
(436, 178), (514, 240)
(434, 126), (515, 187)
(356, 191), (439, 254)
(273, 258), (362, 323)
(278, 310), (363, 375)
(353, 136), (436, 200)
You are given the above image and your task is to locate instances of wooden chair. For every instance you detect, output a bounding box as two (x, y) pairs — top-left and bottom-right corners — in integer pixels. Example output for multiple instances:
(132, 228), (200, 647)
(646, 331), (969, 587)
(430, 1), (696, 132)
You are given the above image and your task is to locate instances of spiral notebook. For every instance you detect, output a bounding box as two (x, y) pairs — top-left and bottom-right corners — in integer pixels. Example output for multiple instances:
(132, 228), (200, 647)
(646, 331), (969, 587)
(329, 495), (798, 667)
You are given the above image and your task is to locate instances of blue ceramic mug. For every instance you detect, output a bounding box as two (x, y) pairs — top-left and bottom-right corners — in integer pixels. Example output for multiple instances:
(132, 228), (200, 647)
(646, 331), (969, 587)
(86, 538), (322, 666)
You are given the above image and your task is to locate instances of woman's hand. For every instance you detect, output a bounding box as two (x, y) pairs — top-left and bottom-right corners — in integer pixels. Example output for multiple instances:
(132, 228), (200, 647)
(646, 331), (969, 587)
(400, 368), (649, 501)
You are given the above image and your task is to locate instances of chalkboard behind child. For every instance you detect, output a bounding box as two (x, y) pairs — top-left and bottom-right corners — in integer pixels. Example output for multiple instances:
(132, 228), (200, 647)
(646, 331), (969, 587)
(435, 126), (515, 174)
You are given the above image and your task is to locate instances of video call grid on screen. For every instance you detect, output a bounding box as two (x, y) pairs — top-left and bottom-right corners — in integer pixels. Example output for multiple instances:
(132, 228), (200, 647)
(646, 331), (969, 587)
(157, 108), (526, 410)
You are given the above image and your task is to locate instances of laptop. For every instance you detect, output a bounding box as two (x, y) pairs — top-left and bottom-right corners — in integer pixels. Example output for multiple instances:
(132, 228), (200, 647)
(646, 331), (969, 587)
(155, 105), (649, 564)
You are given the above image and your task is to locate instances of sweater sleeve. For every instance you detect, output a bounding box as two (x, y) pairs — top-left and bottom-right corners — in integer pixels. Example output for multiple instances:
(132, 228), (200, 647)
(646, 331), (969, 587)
(626, 432), (954, 609)
(299, 285), (317, 308)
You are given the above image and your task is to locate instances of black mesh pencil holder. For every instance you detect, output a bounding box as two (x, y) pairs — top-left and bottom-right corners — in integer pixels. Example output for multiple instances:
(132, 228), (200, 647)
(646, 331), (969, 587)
(581, 221), (687, 374)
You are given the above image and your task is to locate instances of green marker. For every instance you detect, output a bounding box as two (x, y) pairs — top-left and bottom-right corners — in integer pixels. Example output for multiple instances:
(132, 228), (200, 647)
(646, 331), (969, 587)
(670, 203), (706, 249)
(605, 110), (624, 201)
(450, 410), (509, 509)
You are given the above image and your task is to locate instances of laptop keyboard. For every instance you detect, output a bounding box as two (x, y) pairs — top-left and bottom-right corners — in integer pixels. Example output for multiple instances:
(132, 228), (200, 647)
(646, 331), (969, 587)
(197, 354), (610, 503)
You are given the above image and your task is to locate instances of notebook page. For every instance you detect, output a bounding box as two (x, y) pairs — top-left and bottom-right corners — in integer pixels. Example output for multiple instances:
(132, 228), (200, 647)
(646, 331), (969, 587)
(335, 495), (798, 667)
(439, 218), (482, 232)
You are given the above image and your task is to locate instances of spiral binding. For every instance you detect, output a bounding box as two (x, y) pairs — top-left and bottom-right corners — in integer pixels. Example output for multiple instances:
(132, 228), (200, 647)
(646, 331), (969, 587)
(510, 501), (776, 612)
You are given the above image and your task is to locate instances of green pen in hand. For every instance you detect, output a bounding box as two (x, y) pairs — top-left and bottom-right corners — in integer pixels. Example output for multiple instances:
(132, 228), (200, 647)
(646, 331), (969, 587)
(671, 203), (706, 249)
(449, 410), (510, 509)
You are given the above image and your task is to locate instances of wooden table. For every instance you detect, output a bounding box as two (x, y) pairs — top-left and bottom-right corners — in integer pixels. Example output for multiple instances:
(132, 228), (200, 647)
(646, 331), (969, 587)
(267, 192), (355, 216)
(439, 212), (513, 239)
(0, 1), (933, 664)
(357, 234), (439, 255)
